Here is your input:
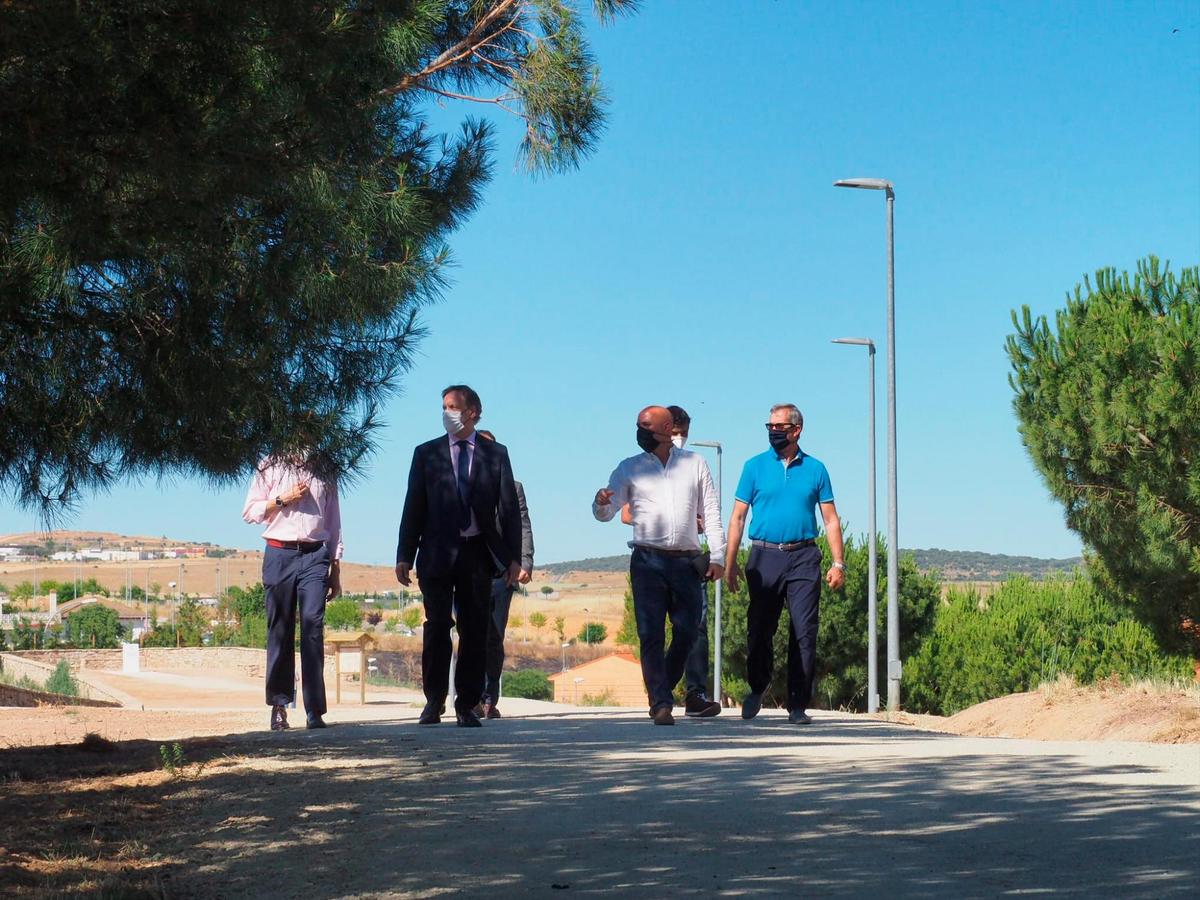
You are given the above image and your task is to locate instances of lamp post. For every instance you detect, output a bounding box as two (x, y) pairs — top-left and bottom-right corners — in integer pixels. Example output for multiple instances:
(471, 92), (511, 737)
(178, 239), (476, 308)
(835, 177), (900, 711)
(561, 641), (570, 673)
(691, 439), (723, 703)
(832, 337), (878, 713)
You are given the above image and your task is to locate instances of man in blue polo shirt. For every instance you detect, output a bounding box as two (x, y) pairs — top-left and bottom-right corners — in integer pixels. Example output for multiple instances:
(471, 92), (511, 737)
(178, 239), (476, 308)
(724, 403), (846, 724)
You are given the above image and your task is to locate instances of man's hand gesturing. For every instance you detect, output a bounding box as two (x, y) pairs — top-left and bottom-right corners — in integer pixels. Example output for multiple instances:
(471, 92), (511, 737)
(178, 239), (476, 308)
(594, 488), (614, 506)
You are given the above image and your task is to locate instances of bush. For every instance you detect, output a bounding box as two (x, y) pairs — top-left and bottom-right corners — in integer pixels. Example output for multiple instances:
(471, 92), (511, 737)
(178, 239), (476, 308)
(503, 669), (552, 701)
(904, 576), (1193, 716)
(577, 622), (607, 644)
(400, 605), (422, 630)
(580, 688), (615, 706)
(326, 598), (363, 631)
(45, 659), (80, 697)
(64, 605), (125, 648)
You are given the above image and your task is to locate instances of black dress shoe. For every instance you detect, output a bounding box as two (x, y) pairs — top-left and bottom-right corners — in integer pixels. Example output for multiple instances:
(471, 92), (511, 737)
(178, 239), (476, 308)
(741, 692), (762, 720)
(306, 714), (327, 729)
(270, 705), (290, 731)
(418, 702), (442, 725)
(455, 709), (482, 728)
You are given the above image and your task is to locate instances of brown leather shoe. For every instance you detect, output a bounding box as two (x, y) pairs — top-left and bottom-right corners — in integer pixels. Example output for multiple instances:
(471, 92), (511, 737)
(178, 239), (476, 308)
(652, 706), (675, 726)
(483, 701), (501, 719)
(270, 705), (289, 731)
(472, 702), (485, 718)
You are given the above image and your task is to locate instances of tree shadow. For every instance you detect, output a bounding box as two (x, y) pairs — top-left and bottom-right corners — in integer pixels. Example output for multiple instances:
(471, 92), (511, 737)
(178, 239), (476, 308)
(1, 713), (1197, 897)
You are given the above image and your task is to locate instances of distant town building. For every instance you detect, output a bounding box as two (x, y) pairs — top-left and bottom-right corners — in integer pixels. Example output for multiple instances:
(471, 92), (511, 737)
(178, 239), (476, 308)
(549, 652), (647, 707)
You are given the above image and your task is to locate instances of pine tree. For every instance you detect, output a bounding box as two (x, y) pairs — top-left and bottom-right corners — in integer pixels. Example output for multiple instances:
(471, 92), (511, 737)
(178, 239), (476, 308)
(0, 1), (636, 514)
(1007, 257), (1200, 651)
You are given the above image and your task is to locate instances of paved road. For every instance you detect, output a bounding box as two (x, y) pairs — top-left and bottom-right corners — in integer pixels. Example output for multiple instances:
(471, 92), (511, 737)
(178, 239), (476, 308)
(156, 707), (1199, 898)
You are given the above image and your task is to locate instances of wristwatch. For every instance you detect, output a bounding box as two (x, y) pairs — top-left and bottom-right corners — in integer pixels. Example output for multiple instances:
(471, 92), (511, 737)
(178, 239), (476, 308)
(832, 562), (847, 571)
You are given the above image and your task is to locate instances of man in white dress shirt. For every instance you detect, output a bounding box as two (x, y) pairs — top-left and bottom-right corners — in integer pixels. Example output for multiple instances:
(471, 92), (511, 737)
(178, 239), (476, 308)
(593, 405), (726, 725)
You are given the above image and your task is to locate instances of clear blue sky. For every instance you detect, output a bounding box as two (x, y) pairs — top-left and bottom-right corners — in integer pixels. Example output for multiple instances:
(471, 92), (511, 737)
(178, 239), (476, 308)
(2, 1), (1197, 565)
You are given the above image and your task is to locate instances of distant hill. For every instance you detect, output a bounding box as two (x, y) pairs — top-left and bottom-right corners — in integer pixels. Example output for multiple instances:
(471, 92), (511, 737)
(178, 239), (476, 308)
(906, 548), (1082, 581)
(542, 548), (1084, 581)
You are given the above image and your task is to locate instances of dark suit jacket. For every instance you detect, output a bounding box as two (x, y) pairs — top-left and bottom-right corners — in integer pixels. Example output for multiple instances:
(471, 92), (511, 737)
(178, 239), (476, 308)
(396, 434), (522, 580)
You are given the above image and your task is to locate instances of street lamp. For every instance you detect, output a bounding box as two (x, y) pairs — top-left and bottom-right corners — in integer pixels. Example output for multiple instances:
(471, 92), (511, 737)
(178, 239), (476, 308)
(690, 439), (723, 703)
(835, 176), (901, 712)
(831, 337), (878, 713)
(561, 641), (570, 673)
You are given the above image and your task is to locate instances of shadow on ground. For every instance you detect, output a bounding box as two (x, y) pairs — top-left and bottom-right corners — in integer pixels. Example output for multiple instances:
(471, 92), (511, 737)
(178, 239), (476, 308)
(2, 712), (1197, 897)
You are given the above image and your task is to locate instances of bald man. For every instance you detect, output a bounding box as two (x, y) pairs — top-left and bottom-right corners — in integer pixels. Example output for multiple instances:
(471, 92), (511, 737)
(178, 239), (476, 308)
(593, 406), (726, 725)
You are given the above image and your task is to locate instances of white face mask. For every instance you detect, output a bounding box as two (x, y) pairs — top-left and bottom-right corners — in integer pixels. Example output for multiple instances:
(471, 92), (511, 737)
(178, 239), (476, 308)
(671, 435), (686, 450)
(442, 409), (465, 436)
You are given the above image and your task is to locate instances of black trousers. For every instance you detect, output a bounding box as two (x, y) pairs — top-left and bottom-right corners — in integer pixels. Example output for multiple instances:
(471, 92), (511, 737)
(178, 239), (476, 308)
(484, 577), (516, 703)
(418, 537), (493, 714)
(629, 547), (703, 711)
(744, 543), (822, 711)
(263, 544), (329, 716)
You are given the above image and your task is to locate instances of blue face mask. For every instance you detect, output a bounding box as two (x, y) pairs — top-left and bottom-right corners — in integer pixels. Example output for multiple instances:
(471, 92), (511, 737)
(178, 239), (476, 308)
(768, 429), (792, 452)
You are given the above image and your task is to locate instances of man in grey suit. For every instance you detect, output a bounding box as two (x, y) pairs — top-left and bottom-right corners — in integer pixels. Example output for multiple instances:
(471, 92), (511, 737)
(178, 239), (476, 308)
(476, 430), (534, 718)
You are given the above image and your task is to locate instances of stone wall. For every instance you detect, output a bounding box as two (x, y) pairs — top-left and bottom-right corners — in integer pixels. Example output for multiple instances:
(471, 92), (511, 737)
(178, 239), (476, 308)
(4, 647), (268, 677)
(0, 682), (119, 708)
(0, 653), (126, 705)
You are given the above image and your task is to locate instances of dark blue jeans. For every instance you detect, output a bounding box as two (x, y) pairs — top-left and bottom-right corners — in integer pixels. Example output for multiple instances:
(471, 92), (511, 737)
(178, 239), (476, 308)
(263, 543), (330, 716)
(484, 577), (515, 703)
(744, 543), (822, 711)
(629, 547), (703, 711)
(684, 587), (709, 696)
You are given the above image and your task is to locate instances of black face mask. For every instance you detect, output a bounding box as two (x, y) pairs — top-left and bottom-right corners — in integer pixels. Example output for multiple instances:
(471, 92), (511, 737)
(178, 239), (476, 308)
(768, 429), (793, 453)
(637, 426), (662, 453)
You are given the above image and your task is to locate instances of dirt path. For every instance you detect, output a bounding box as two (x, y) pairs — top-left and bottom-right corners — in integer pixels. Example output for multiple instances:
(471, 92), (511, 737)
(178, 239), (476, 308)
(3, 707), (1198, 898)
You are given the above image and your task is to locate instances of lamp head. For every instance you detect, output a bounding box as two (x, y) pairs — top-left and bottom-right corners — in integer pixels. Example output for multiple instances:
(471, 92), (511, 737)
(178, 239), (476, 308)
(835, 178), (893, 191)
(832, 337), (875, 350)
(691, 440), (721, 449)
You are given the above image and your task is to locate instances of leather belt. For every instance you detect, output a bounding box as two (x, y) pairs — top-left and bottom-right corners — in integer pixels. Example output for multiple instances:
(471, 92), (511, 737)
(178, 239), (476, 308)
(266, 538), (325, 553)
(633, 545), (701, 558)
(752, 539), (816, 551)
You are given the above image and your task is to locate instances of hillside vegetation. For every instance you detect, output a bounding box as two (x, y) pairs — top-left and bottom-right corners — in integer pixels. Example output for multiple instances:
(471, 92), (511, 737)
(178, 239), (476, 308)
(543, 548), (1083, 581)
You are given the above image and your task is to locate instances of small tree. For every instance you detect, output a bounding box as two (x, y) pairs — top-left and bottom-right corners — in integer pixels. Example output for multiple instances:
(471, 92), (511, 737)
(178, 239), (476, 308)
(400, 606), (423, 630)
(64, 605), (124, 648)
(540, 585), (554, 596)
(553, 616), (566, 643)
(529, 611), (548, 634)
(615, 578), (639, 656)
(45, 660), (80, 697)
(577, 622), (607, 645)
(509, 615), (523, 630)
(176, 597), (209, 647)
(326, 599), (363, 631)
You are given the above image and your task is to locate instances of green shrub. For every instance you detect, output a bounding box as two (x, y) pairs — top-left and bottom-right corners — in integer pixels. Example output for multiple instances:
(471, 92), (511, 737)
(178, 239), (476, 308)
(905, 576), (1193, 716)
(580, 688), (615, 706)
(503, 669), (552, 701)
(45, 660), (80, 697)
(325, 598), (363, 631)
(577, 622), (607, 644)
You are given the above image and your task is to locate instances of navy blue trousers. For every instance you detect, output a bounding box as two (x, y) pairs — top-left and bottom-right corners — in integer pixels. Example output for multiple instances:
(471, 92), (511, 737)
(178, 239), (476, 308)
(744, 544), (822, 711)
(629, 547), (703, 711)
(684, 587), (710, 696)
(263, 544), (330, 716)
(484, 577), (515, 703)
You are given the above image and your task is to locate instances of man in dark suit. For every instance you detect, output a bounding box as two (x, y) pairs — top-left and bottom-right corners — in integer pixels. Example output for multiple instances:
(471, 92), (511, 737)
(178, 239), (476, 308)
(396, 385), (522, 727)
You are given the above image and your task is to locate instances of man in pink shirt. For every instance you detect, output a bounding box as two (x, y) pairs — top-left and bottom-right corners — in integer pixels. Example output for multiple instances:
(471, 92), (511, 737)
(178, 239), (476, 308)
(242, 455), (343, 731)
